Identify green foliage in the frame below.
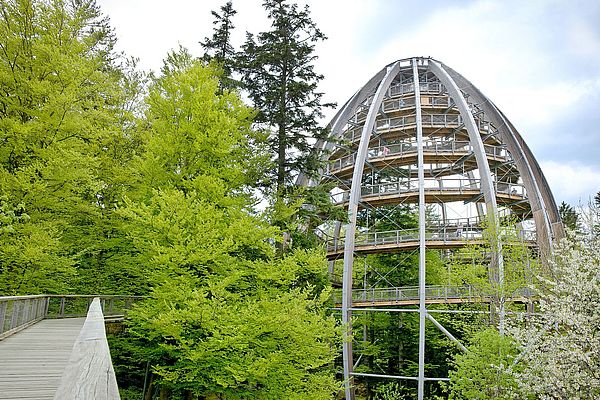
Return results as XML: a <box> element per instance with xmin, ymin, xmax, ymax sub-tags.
<box><xmin>558</xmin><ymin>201</ymin><xmax>578</xmax><ymax>231</ymax></box>
<box><xmin>0</xmin><ymin>0</ymin><xmax>141</xmax><ymax>294</ymax></box>
<box><xmin>442</xmin><ymin>220</ymin><xmax>540</xmax><ymax>298</ymax></box>
<box><xmin>447</xmin><ymin>328</ymin><xmax>530</xmax><ymax>400</ymax></box>
<box><xmin>128</xmin><ymin>264</ymin><xmax>338</xmax><ymax>399</ymax></box>
<box><xmin>0</xmin><ymin>196</ymin><xmax>74</xmax><ymax>294</ymax></box>
<box><xmin>119</xmin><ymin>58</ymin><xmax>340</xmax><ymax>398</ymax></box>
<box><xmin>201</xmin><ymin>0</ymin><xmax>238</xmax><ymax>90</ymax></box>
<box><xmin>239</xmin><ymin>0</ymin><xmax>334</xmax><ymax>198</ymax></box>
<box><xmin>373</xmin><ymin>382</ymin><xmax>408</xmax><ymax>400</ymax></box>
<box><xmin>138</xmin><ymin>50</ymin><xmax>267</xmax><ymax>199</ymax></box>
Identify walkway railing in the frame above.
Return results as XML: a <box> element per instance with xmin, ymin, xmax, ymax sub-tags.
<box><xmin>388</xmin><ymin>81</ymin><xmax>445</xmax><ymax>97</ymax></box>
<box><xmin>332</xmin><ymin>285</ymin><xmax>535</xmax><ymax>305</ymax></box>
<box><xmin>345</xmin><ymin>111</ymin><xmax>497</xmax><ymax>143</ymax></box>
<box><xmin>330</xmin><ymin>179</ymin><xmax>527</xmax><ymax>204</ymax></box>
<box><xmin>325</xmin><ymin>140</ymin><xmax>510</xmax><ymax>176</ymax></box>
<box><xmin>0</xmin><ymin>294</ymin><xmax>143</xmax><ymax>340</ymax></box>
<box><xmin>54</xmin><ymin>297</ymin><xmax>120</xmax><ymax>399</ymax></box>
<box><xmin>325</xmin><ymin>226</ymin><xmax>537</xmax><ymax>254</ymax></box>
<box><xmin>0</xmin><ymin>295</ymin><xmax>48</xmax><ymax>340</ymax></box>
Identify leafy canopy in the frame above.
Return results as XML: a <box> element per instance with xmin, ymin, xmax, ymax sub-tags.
<box><xmin>122</xmin><ymin>56</ymin><xmax>339</xmax><ymax>398</ymax></box>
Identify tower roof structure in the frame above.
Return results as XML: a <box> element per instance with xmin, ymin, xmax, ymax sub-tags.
<box><xmin>309</xmin><ymin>57</ymin><xmax>564</xmax><ymax>399</ymax></box>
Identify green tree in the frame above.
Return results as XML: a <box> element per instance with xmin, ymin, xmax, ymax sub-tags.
<box><xmin>200</xmin><ymin>0</ymin><xmax>238</xmax><ymax>90</ymax></box>
<box><xmin>238</xmin><ymin>0</ymin><xmax>334</xmax><ymax>201</ymax></box>
<box><xmin>447</xmin><ymin>328</ymin><xmax>531</xmax><ymax>400</ymax></box>
<box><xmin>0</xmin><ymin>0</ymin><xmax>138</xmax><ymax>294</ymax></box>
<box><xmin>121</xmin><ymin>57</ymin><xmax>339</xmax><ymax>398</ymax></box>
<box><xmin>558</xmin><ymin>201</ymin><xmax>578</xmax><ymax>231</ymax></box>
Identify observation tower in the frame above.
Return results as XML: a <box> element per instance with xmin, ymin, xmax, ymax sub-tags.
<box><xmin>306</xmin><ymin>58</ymin><xmax>563</xmax><ymax>399</ymax></box>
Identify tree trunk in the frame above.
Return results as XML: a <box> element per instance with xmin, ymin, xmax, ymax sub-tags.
<box><xmin>159</xmin><ymin>387</ymin><xmax>171</xmax><ymax>400</ymax></box>
<box><xmin>144</xmin><ymin>373</ymin><xmax>155</xmax><ymax>400</ymax></box>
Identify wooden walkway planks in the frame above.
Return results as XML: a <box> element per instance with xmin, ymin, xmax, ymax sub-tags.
<box><xmin>0</xmin><ymin>318</ymin><xmax>85</xmax><ymax>400</ymax></box>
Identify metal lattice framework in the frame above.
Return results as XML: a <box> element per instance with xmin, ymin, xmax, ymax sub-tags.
<box><xmin>303</xmin><ymin>57</ymin><xmax>564</xmax><ymax>399</ymax></box>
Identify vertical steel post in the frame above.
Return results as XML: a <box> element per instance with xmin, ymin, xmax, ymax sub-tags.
<box><xmin>59</xmin><ymin>297</ymin><xmax>65</xmax><ymax>318</ymax></box>
<box><xmin>413</xmin><ymin>58</ymin><xmax>427</xmax><ymax>400</ymax></box>
<box><xmin>10</xmin><ymin>300</ymin><xmax>20</xmax><ymax>330</ymax></box>
<box><xmin>0</xmin><ymin>301</ymin><xmax>7</xmax><ymax>334</ymax></box>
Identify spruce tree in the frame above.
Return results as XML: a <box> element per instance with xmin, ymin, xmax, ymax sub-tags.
<box><xmin>200</xmin><ymin>0</ymin><xmax>237</xmax><ymax>90</ymax></box>
<box><xmin>239</xmin><ymin>0</ymin><xmax>333</xmax><ymax>201</ymax></box>
<box><xmin>558</xmin><ymin>201</ymin><xmax>578</xmax><ymax>231</ymax></box>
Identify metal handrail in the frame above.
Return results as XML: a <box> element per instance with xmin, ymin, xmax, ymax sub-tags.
<box><xmin>0</xmin><ymin>295</ymin><xmax>143</xmax><ymax>340</ymax></box>
<box><xmin>326</xmin><ymin>141</ymin><xmax>511</xmax><ymax>176</ymax></box>
<box><xmin>330</xmin><ymin>179</ymin><xmax>527</xmax><ymax>204</ymax></box>
<box><xmin>325</xmin><ymin>226</ymin><xmax>537</xmax><ymax>253</ymax></box>
<box><xmin>343</xmin><ymin>111</ymin><xmax>497</xmax><ymax>143</ymax></box>
<box><xmin>331</xmin><ymin>285</ymin><xmax>535</xmax><ymax>304</ymax></box>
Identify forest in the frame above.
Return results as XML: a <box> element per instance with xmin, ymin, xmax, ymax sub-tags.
<box><xmin>0</xmin><ymin>0</ymin><xmax>598</xmax><ymax>399</ymax></box>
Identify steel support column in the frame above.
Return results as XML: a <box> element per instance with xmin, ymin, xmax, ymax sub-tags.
<box><xmin>412</xmin><ymin>58</ymin><xmax>427</xmax><ymax>400</ymax></box>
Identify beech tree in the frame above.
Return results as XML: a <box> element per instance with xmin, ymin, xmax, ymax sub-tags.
<box><xmin>0</xmin><ymin>0</ymin><xmax>138</xmax><ymax>294</ymax></box>
<box><xmin>447</xmin><ymin>328</ymin><xmax>530</xmax><ymax>400</ymax></box>
<box><xmin>121</xmin><ymin>56</ymin><xmax>339</xmax><ymax>398</ymax></box>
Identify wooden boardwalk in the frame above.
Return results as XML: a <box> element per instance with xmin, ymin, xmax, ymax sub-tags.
<box><xmin>0</xmin><ymin>318</ymin><xmax>85</xmax><ymax>399</ymax></box>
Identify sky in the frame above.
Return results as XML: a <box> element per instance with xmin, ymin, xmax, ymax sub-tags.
<box><xmin>96</xmin><ymin>0</ymin><xmax>600</xmax><ymax>206</ymax></box>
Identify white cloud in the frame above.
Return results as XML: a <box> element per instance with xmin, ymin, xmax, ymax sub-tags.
<box><xmin>96</xmin><ymin>0</ymin><xmax>600</xmax><ymax>205</ymax></box>
<box><xmin>98</xmin><ymin>0</ymin><xmax>268</xmax><ymax>72</ymax></box>
<box><xmin>566</xmin><ymin>16</ymin><xmax>600</xmax><ymax>61</ymax></box>
<box><xmin>540</xmin><ymin>161</ymin><xmax>600</xmax><ymax>205</ymax></box>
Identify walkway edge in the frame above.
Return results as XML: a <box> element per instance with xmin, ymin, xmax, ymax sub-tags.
<box><xmin>54</xmin><ymin>297</ymin><xmax>120</xmax><ymax>400</ymax></box>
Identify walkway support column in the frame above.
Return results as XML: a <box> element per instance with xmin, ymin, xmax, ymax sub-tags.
<box><xmin>412</xmin><ymin>58</ymin><xmax>428</xmax><ymax>400</ymax></box>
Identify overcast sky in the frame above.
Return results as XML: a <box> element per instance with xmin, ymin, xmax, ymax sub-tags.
<box><xmin>97</xmin><ymin>0</ymin><xmax>600</xmax><ymax>206</ymax></box>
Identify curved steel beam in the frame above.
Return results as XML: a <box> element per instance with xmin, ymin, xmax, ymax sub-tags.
<box><xmin>295</xmin><ymin>68</ymin><xmax>387</xmax><ymax>187</ymax></box>
<box><xmin>412</xmin><ymin>58</ymin><xmax>427</xmax><ymax>400</ymax></box>
<box><xmin>341</xmin><ymin>61</ymin><xmax>401</xmax><ymax>400</ymax></box>
<box><xmin>428</xmin><ymin>60</ymin><xmax>506</xmax><ymax>332</ymax></box>
<box><xmin>439</xmin><ymin>62</ymin><xmax>559</xmax><ymax>252</ymax></box>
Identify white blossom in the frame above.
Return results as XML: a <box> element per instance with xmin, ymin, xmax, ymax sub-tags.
<box><xmin>508</xmin><ymin>234</ymin><xmax>600</xmax><ymax>399</ymax></box>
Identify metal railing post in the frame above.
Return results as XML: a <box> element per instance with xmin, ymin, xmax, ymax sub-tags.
<box><xmin>0</xmin><ymin>301</ymin><xmax>7</xmax><ymax>334</ymax></box>
<box><xmin>59</xmin><ymin>297</ymin><xmax>65</xmax><ymax>318</ymax></box>
<box><xmin>10</xmin><ymin>301</ymin><xmax>20</xmax><ymax>330</ymax></box>
<box><xmin>44</xmin><ymin>296</ymin><xmax>50</xmax><ymax>317</ymax></box>
<box><xmin>23</xmin><ymin>299</ymin><xmax>30</xmax><ymax>324</ymax></box>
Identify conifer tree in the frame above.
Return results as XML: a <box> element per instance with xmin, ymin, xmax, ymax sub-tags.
<box><xmin>558</xmin><ymin>201</ymin><xmax>578</xmax><ymax>231</ymax></box>
<box><xmin>201</xmin><ymin>0</ymin><xmax>237</xmax><ymax>89</ymax></box>
<box><xmin>239</xmin><ymin>0</ymin><xmax>333</xmax><ymax>201</ymax></box>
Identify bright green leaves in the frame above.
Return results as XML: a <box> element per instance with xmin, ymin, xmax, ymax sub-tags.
<box><xmin>0</xmin><ymin>194</ymin><xmax>73</xmax><ymax>295</ymax></box>
<box><xmin>127</xmin><ymin>254</ymin><xmax>339</xmax><ymax>399</ymax></box>
<box><xmin>138</xmin><ymin>57</ymin><xmax>263</xmax><ymax>201</ymax></box>
<box><xmin>118</xmin><ymin>58</ymin><xmax>339</xmax><ymax>398</ymax></box>
<box><xmin>122</xmin><ymin>57</ymin><xmax>276</xmax><ymax>289</ymax></box>
<box><xmin>121</xmin><ymin>187</ymin><xmax>276</xmax><ymax>286</ymax></box>
<box><xmin>448</xmin><ymin>328</ymin><xmax>530</xmax><ymax>400</ymax></box>
<box><xmin>0</xmin><ymin>0</ymin><xmax>135</xmax><ymax>295</ymax></box>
